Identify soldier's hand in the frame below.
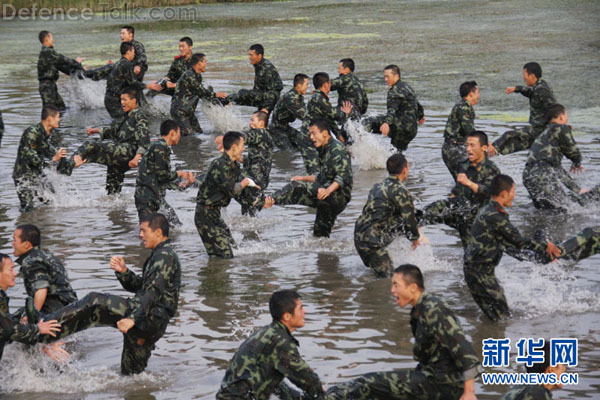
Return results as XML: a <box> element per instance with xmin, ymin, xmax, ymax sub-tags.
<box><xmin>166</xmin><ymin>81</ymin><xmax>176</xmax><ymax>89</ymax></box>
<box><xmin>418</xmin><ymin>117</ymin><xmax>425</xmax><ymax>125</ymax></box>
<box><xmin>87</xmin><ymin>127</ymin><xmax>100</xmax><ymax>135</ymax></box>
<box><xmin>579</xmin><ymin>188</ymin><xmax>590</xmax><ymax>195</ymax></box>
<box><xmin>76</xmin><ymin>57</ymin><xmax>85</xmax><ymax>63</ymax></box>
<box><xmin>487</xmin><ymin>144</ymin><xmax>498</xmax><ymax>157</ymax></box>
<box><xmin>73</xmin><ymin>155</ymin><xmax>87</xmax><ymax>168</ymax></box>
<box><xmin>37</xmin><ymin>319</ymin><xmax>61</xmax><ymax>336</ymax></box>
<box><xmin>411</xmin><ymin>239</ymin><xmax>421</xmax><ymax>250</ymax></box>
<box><xmin>110</xmin><ymin>256</ymin><xmax>127</xmax><ymax>273</ymax></box>
<box><xmin>571</xmin><ymin>164</ymin><xmax>584</xmax><ymax>173</ymax></box>
<box><xmin>215</xmin><ymin>92</ymin><xmax>228</xmax><ymax>98</ymax></box>
<box><xmin>317</xmin><ymin>187</ymin><xmax>332</xmax><ymax>200</ymax></box>
<box><xmin>117</xmin><ymin>318</ymin><xmax>135</xmax><ymax>333</ymax></box>
<box><xmin>380</xmin><ymin>123</ymin><xmax>390</xmax><ymax>136</ymax></box>
<box><xmin>341</xmin><ymin>100</ymin><xmax>353</xmax><ymax>115</ymax></box>
<box><xmin>505</xmin><ymin>86</ymin><xmax>516</xmax><ymax>95</ymax></box>
<box><xmin>263</xmin><ymin>196</ymin><xmax>275</xmax><ymax>209</ymax></box>
<box><xmin>456</xmin><ymin>173</ymin><xmax>474</xmax><ymax>190</ymax></box>
<box><xmin>146</xmin><ymin>82</ymin><xmax>162</xmax><ymax>91</ymax></box>
<box><xmin>134</xmin><ymin>66</ymin><xmax>141</xmax><ymax>75</ymax></box>
<box><xmin>546</xmin><ymin>240</ymin><xmax>561</xmax><ymax>260</ymax></box>
<box><xmin>128</xmin><ymin>154</ymin><xmax>142</xmax><ymax>168</ymax></box>
<box><xmin>459</xmin><ymin>392</ymin><xmax>477</xmax><ymax>400</ymax></box>
<box><xmin>215</xmin><ymin>135</ymin><xmax>224</xmax><ymax>152</ymax></box>
<box><xmin>43</xmin><ymin>342</ymin><xmax>70</xmax><ymax>363</ymax></box>
<box><xmin>53</xmin><ymin>148</ymin><xmax>67</xmax><ymax>162</ymax></box>
<box><xmin>107</xmin><ymin>59</ymin><xmax>114</xmax><ymax>64</ymax></box>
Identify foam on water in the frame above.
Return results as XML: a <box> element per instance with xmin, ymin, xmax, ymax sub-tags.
<box><xmin>388</xmin><ymin>237</ymin><xmax>452</xmax><ymax>273</ymax></box>
<box><xmin>234</xmin><ymin>234</ymin><xmax>355</xmax><ymax>256</ymax></box>
<box><xmin>201</xmin><ymin>103</ymin><xmax>246</xmax><ymax>133</ymax></box>
<box><xmin>63</xmin><ymin>76</ymin><xmax>106</xmax><ymax>110</ymax></box>
<box><xmin>346</xmin><ymin>120</ymin><xmax>395</xmax><ymax>170</ymax></box>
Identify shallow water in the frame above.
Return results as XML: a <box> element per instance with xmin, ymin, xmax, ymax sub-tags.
<box><xmin>0</xmin><ymin>0</ymin><xmax>599</xmax><ymax>398</ymax></box>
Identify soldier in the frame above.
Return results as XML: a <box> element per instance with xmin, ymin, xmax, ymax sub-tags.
<box><xmin>12</xmin><ymin>106</ymin><xmax>84</xmax><ymax>212</ymax></box>
<box><xmin>217</xmin><ymin>290</ymin><xmax>325</xmax><ymax>399</ymax></box>
<box><xmin>37</xmin><ymin>30</ymin><xmax>84</xmax><ymax>110</ymax></box>
<box><xmin>227</xmin><ymin>44</ymin><xmax>283</xmax><ymax>113</ymax></box>
<box><xmin>464</xmin><ymin>174</ymin><xmax>561</xmax><ymax>321</ymax></box>
<box><xmin>0</xmin><ymin>253</ymin><xmax>62</xmax><ymax>361</ymax></box>
<box><xmin>489</xmin><ymin>62</ymin><xmax>557</xmax><ymax>156</ymax></box>
<box><xmin>32</xmin><ymin>213</ymin><xmax>181</xmax><ymax>375</ymax></box>
<box><xmin>269</xmin><ymin>73</ymin><xmax>309</xmax><ymax>150</ymax></box>
<box><xmin>421</xmin><ymin>131</ymin><xmax>500</xmax><ymax>249</ymax></box>
<box><xmin>500</xmin><ymin>342</ymin><xmax>566</xmax><ymax>400</ymax></box>
<box><xmin>170</xmin><ymin>53</ymin><xmax>228</xmax><ymax>136</ymax></box>
<box><xmin>326</xmin><ymin>264</ymin><xmax>481</xmax><ymax>400</ymax></box>
<box><xmin>149</xmin><ymin>36</ymin><xmax>193</xmax><ymax>98</ymax></box>
<box><xmin>69</xmin><ymin>87</ymin><xmax>149</xmax><ymax>194</ymax></box>
<box><xmin>264</xmin><ymin>119</ymin><xmax>353</xmax><ymax>238</ymax></box>
<box><xmin>364</xmin><ymin>64</ymin><xmax>425</xmax><ymax>152</ymax></box>
<box><xmin>134</xmin><ymin>120</ymin><xmax>196</xmax><ymax>225</ymax></box>
<box><xmin>442</xmin><ymin>81</ymin><xmax>479</xmax><ymax>179</ymax></box>
<box><xmin>12</xmin><ymin>224</ymin><xmax>77</xmax><ymax>314</ymax></box>
<box><xmin>330</xmin><ymin>58</ymin><xmax>369</xmax><ymax>119</ymax></box>
<box><xmin>522</xmin><ymin>104</ymin><xmax>600</xmax><ymax>210</ymax></box>
<box><xmin>354</xmin><ymin>154</ymin><xmax>422</xmax><ymax>278</ymax></box>
<box><xmin>104</xmin><ymin>42</ymin><xmax>160</xmax><ymax>119</ymax></box>
<box><xmin>120</xmin><ymin>25</ymin><xmax>147</xmax><ymax>81</ymax></box>
<box><xmin>194</xmin><ymin>131</ymin><xmax>256</xmax><ymax>258</ymax></box>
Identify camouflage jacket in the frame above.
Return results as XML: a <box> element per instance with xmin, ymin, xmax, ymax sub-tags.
<box><xmin>271</xmin><ymin>88</ymin><xmax>306</xmax><ymax>127</ymax></box>
<box><xmin>101</xmin><ymin>107</ymin><xmax>150</xmax><ymax>156</ymax></box>
<box><xmin>444</xmin><ymin>98</ymin><xmax>475</xmax><ymax>144</ymax></box>
<box><xmin>115</xmin><ymin>239</ymin><xmax>181</xmax><ymax>330</ymax></box>
<box><xmin>106</xmin><ymin>57</ymin><xmax>146</xmax><ymax>95</ymax></box>
<box><xmin>330</xmin><ymin>73</ymin><xmax>369</xmax><ymax>115</ymax></box>
<box><xmin>135</xmin><ymin>138</ymin><xmax>179</xmax><ymax>208</ymax></box>
<box><xmin>0</xmin><ymin>290</ymin><xmax>40</xmax><ymax>360</ymax></box>
<box><xmin>451</xmin><ymin>157</ymin><xmax>501</xmax><ymax>206</ymax></box>
<box><xmin>355</xmin><ymin>176</ymin><xmax>420</xmax><ymax>246</ymax></box>
<box><xmin>165</xmin><ymin>55</ymin><xmax>191</xmax><ymax>87</ymax></box>
<box><xmin>526</xmin><ymin>123</ymin><xmax>582</xmax><ymax>168</ymax></box>
<box><xmin>245</xmin><ymin>128</ymin><xmax>273</xmax><ymax>164</ymax></box>
<box><xmin>411</xmin><ymin>292</ymin><xmax>482</xmax><ymax>384</ymax></box>
<box><xmin>316</xmin><ymin>137</ymin><xmax>353</xmax><ymax>199</ymax></box>
<box><xmin>37</xmin><ymin>45</ymin><xmax>82</xmax><ymax>81</ymax></box>
<box><xmin>196</xmin><ymin>152</ymin><xmax>246</xmax><ymax>208</ymax></box>
<box><xmin>125</xmin><ymin>39</ymin><xmax>148</xmax><ymax>75</ymax></box>
<box><xmin>253</xmin><ymin>58</ymin><xmax>283</xmax><ymax>93</ymax></box>
<box><xmin>216</xmin><ymin>320</ymin><xmax>324</xmax><ymax>400</ymax></box>
<box><xmin>465</xmin><ymin>200</ymin><xmax>547</xmax><ymax>266</ymax></box>
<box><xmin>172</xmin><ymin>68</ymin><xmax>219</xmax><ymax>111</ymax></box>
<box><xmin>515</xmin><ymin>77</ymin><xmax>556</xmax><ymax>131</ymax></box>
<box><xmin>303</xmin><ymin>90</ymin><xmax>347</xmax><ymax>131</ymax></box>
<box><xmin>386</xmin><ymin>80</ymin><xmax>424</xmax><ymax>127</ymax></box>
<box><xmin>500</xmin><ymin>385</ymin><xmax>553</xmax><ymax>400</ymax></box>
<box><xmin>12</xmin><ymin>122</ymin><xmax>68</xmax><ymax>180</ymax></box>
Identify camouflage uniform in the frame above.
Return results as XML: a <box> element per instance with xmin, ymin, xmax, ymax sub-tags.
<box><xmin>82</xmin><ymin>63</ymin><xmax>115</xmax><ymax>81</ymax></box>
<box><xmin>421</xmin><ymin>157</ymin><xmax>500</xmax><ymax>249</ymax></box>
<box><xmin>69</xmin><ymin>107</ymin><xmax>149</xmax><ymax>194</ymax></box>
<box><xmin>354</xmin><ymin>176</ymin><xmax>420</xmax><ymax>278</ymax></box>
<box><xmin>272</xmin><ymin>138</ymin><xmax>352</xmax><ymax>237</ymax></box>
<box><xmin>500</xmin><ymin>385</ymin><xmax>552</xmax><ymax>400</ymax></box>
<box><xmin>442</xmin><ymin>98</ymin><xmax>475</xmax><ymax>179</ymax></box>
<box><xmin>364</xmin><ymin>80</ymin><xmax>424</xmax><ymax>152</ymax></box>
<box><xmin>237</xmin><ymin>128</ymin><xmax>274</xmax><ymax>216</ymax></box>
<box><xmin>217</xmin><ymin>320</ymin><xmax>324</xmax><ymax>400</ymax></box>
<box><xmin>104</xmin><ymin>57</ymin><xmax>147</xmax><ymax>119</ymax></box>
<box><xmin>558</xmin><ymin>226</ymin><xmax>600</xmax><ymax>262</ymax></box>
<box><xmin>0</xmin><ymin>290</ymin><xmax>41</xmax><ymax>360</ymax></box>
<box><xmin>330</xmin><ymin>72</ymin><xmax>369</xmax><ymax>119</ymax></box>
<box><xmin>464</xmin><ymin>200</ymin><xmax>548</xmax><ymax>321</ymax></box>
<box><xmin>170</xmin><ymin>68</ymin><xmax>221</xmax><ymax>136</ymax></box>
<box><xmin>12</xmin><ymin>123</ymin><xmax>70</xmax><ymax>212</ymax></box>
<box><xmin>194</xmin><ymin>152</ymin><xmax>247</xmax><ymax>258</ymax></box>
<box><xmin>326</xmin><ymin>292</ymin><xmax>482</xmax><ymax>400</ymax></box>
<box><xmin>523</xmin><ymin>123</ymin><xmax>600</xmax><ymax>210</ymax></box>
<box><xmin>41</xmin><ymin>239</ymin><xmax>181</xmax><ymax>375</ymax></box>
<box><xmin>15</xmin><ymin>247</ymin><xmax>78</xmax><ymax>314</ymax></box>
<box><xmin>124</xmin><ymin>39</ymin><xmax>148</xmax><ymax>81</ymax></box>
<box><xmin>269</xmin><ymin>88</ymin><xmax>306</xmax><ymax>150</ymax></box>
<box><xmin>148</xmin><ymin>55</ymin><xmax>191</xmax><ymax>97</ymax></box>
<box><xmin>135</xmin><ymin>138</ymin><xmax>183</xmax><ymax>226</ymax></box>
<box><xmin>229</xmin><ymin>58</ymin><xmax>283</xmax><ymax>112</ymax></box>
<box><xmin>493</xmin><ymin>78</ymin><xmax>556</xmax><ymax>155</ymax></box>
<box><xmin>38</xmin><ymin>45</ymin><xmax>83</xmax><ymax>110</ymax></box>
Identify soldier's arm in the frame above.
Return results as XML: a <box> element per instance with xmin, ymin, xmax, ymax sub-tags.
<box><xmin>134</xmin><ymin>114</ymin><xmax>151</xmax><ymax>155</ymax></box>
<box><xmin>152</xmin><ymin>148</ymin><xmax>179</xmax><ymax>185</ymax></box>
<box><xmin>212</xmin><ymin>162</ymin><xmax>245</xmax><ymax>197</ymax></box>
<box><xmin>115</xmin><ymin>268</ymin><xmax>143</xmax><ymax>293</ymax></box>
<box><xmin>289</xmin><ymin>95</ymin><xmax>306</xmax><ymax>120</ymax></box>
<box><xmin>477</xmin><ymin>164</ymin><xmax>501</xmax><ymax>198</ymax></box>
<box><xmin>0</xmin><ymin>310</ymin><xmax>40</xmax><ymax>345</ymax></box>
<box><xmin>514</xmin><ymin>85</ymin><xmax>533</xmax><ymax>98</ymax></box>
<box><xmin>124</xmin><ymin>61</ymin><xmax>148</xmax><ymax>91</ymax></box>
<box><xmin>416</xmin><ymin>99</ymin><xmax>425</xmax><ymax>121</ymax></box>
<box><xmin>330</xmin><ymin>76</ymin><xmax>341</xmax><ymax>92</ymax></box>
<box><xmin>133</xmin><ymin>42</ymin><xmax>148</xmax><ymax>73</ymax></box>
<box><xmin>459</xmin><ymin>103</ymin><xmax>475</xmax><ymax>136</ymax></box>
<box><xmin>56</xmin><ymin>51</ymin><xmax>83</xmax><ymax>75</ymax></box>
<box><xmin>559</xmin><ymin>126</ymin><xmax>582</xmax><ymax>167</ymax></box>
<box><xmin>330</xmin><ymin>147</ymin><xmax>352</xmax><ymax>191</ymax></box>
<box><xmin>100</xmin><ymin>120</ymin><xmax>118</xmax><ymax>140</ymax></box>
<box><xmin>273</xmin><ymin>340</ymin><xmax>324</xmax><ymax>399</ymax></box>
<box><xmin>495</xmin><ymin>214</ymin><xmax>546</xmax><ymax>253</ymax></box>
<box><xmin>191</xmin><ymin>78</ymin><xmax>217</xmax><ymax>102</ymax></box>
<box><xmin>394</xmin><ymin>188</ymin><xmax>420</xmax><ymax>242</ymax></box>
<box><xmin>537</xmin><ymin>86</ymin><xmax>556</xmax><ymax>111</ymax></box>
<box><xmin>165</xmin><ymin>59</ymin><xmax>180</xmax><ymax>83</ymax></box>
<box><xmin>385</xmin><ymin>90</ymin><xmax>403</xmax><ymax>125</ymax></box>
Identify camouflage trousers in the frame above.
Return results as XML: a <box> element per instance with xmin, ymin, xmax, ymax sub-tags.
<box><xmin>297</xmin><ymin>128</ymin><xmax>320</xmax><ymax>175</ymax></box>
<box><xmin>41</xmin><ymin>292</ymin><xmax>168</xmax><ymax>375</ymax></box>
<box><xmin>463</xmin><ymin>263</ymin><xmax>510</xmax><ymax>322</ymax></box>
<box><xmin>272</xmin><ymin>181</ymin><xmax>350</xmax><ymax>237</ymax></box>
<box><xmin>39</xmin><ymin>79</ymin><xmax>66</xmax><ymax>110</ymax></box>
<box><xmin>14</xmin><ymin>175</ymin><xmax>55</xmax><ymax>212</ymax></box>
<box><xmin>492</xmin><ymin>125</ymin><xmax>543</xmax><ymax>155</ymax></box>
<box><xmin>104</xmin><ymin>91</ymin><xmax>125</xmax><ymax>119</ymax></box>
<box><xmin>325</xmin><ymin>369</ymin><xmax>463</xmax><ymax>400</ymax></box>
<box><xmin>194</xmin><ymin>205</ymin><xmax>235</xmax><ymax>258</ymax></box>
<box><xmin>441</xmin><ymin>141</ymin><xmax>467</xmax><ymax>181</ymax></box>
<box><xmin>354</xmin><ymin>239</ymin><xmax>394</xmax><ymax>278</ymax></box>
<box><xmin>170</xmin><ymin>104</ymin><xmax>203</xmax><ymax>136</ymax></box>
<box><xmin>523</xmin><ymin>163</ymin><xmax>600</xmax><ymax>211</ymax></box>
<box><xmin>135</xmin><ymin>197</ymin><xmax>181</xmax><ymax>226</ymax></box>
<box><xmin>229</xmin><ymin>89</ymin><xmax>280</xmax><ymax>113</ymax></box>
<box><xmin>421</xmin><ymin>197</ymin><xmax>477</xmax><ymax>249</ymax></box>
<box><xmin>363</xmin><ymin>115</ymin><xmax>418</xmax><ymax>152</ymax></box>
<box><xmin>559</xmin><ymin>227</ymin><xmax>600</xmax><ymax>261</ymax></box>
<box><xmin>235</xmin><ymin>159</ymin><xmax>271</xmax><ymax>217</ymax></box>
<box><xmin>269</xmin><ymin>123</ymin><xmax>298</xmax><ymax>151</ymax></box>
<box><xmin>74</xmin><ymin>140</ymin><xmax>134</xmax><ymax>194</ymax></box>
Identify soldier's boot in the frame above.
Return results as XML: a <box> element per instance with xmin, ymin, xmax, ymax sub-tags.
<box><xmin>106</xmin><ymin>166</ymin><xmax>126</xmax><ymax>195</ymax></box>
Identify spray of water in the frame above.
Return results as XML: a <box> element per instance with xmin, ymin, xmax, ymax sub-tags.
<box><xmin>345</xmin><ymin>120</ymin><xmax>395</xmax><ymax>170</ymax></box>
<box><xmin>63</xmin><ymin>75</ymin><xmax>106</xmax><ymax>110</ymax></box>
<box><xmin>201</xmin><ymin>103</ymin><xmax>246</xmax><ymax>133</ymax></box>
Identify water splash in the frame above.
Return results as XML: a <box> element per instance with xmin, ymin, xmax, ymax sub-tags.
<box><xmin>388</xmin><ymin>237</ymin><xmax>452</xmax><ymax>272</ymax></box>
<box><xmin>346</xmin><ymin>120</ymin><xmax>394</xmax><ymax>170</ymax></box>
<box><xmin>63</xmin><ymin>75</ymin><xmax>106</xmax><ymax>110</ymax></box>
<box><xmin>201</xmin><ymin>103</ymin><xmax>246</xmax><ymax>133</ymax></box>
